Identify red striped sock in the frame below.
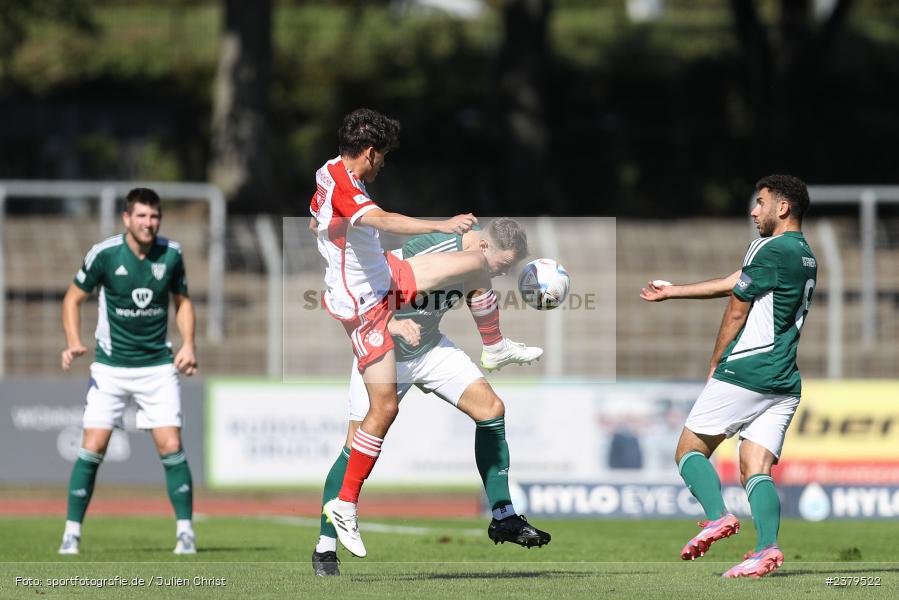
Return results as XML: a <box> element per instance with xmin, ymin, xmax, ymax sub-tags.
<box><xmin>468</xmin><ymin>290</ymin><xmax>502</xmax><ymax>346</ymax></box>
<box><xmin>338</xmin><ymin>429</ymin><xmax>383</xmax><ymax>503</ymax></box>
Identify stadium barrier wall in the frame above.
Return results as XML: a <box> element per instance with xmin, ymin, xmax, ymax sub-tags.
<box><xmin>0</xmin><ymin>379</ymin><xmax>205</xmax><ymax>484</ymax></box>
<box><xmin>206</xmin><ymin>378</ymin><xmax>899</xmax><ymax>520</ymax></box>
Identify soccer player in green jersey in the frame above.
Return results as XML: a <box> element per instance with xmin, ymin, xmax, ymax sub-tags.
<box><xmin>58</xmin><ymin>188</ymin><xmax>199</xmax><ymax>556</ymax></box>
<box><xmin>641</xmin><ymin>174</ymin><xmax>816</xmax><ymax>578</ymax></box>
<box><xmin>312</xmin><ymin>218</ymin><xmax>550</xmax><ymax>576</ymax></box>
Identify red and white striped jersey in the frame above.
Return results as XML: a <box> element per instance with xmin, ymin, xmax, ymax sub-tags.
<box><xmin>310</xmin><ymin>156</ymin><xmax>390</xmax><ymax>319</ymax></box>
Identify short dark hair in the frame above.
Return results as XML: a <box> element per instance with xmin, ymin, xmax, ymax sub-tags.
<box><xmin>338</xmin><ymin>108</ymin><xmax>401</xmax><ymax>158</ymax></box>
<box><xmin>124</xmin><ymin>188</ymin><xmax>161</xmax><ymax>215</ymax></box>
<box><xmin>484</xmin><ymin>217</ymin><xmax>528</xmax><ymax>259</ymax></box>
<box><xmin>755</xmin><ymin>174</ymin><xmax>810</xmax><ymax>222</ymax></box>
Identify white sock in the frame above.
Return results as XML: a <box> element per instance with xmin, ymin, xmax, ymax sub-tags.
<box><xmin>492</xmin><ymin>504</ymin><xmax>516</xmax><ymax>521</ymax></box>
<box><xmin>316</xmin><ymin>535</ymin><xmax>337</xmax><ymax>553</ymax></box>
<box><xmin>176</xmin><ymin>519</ymin><xmax>193</xmax><ymax>536</ymax></box>
<box><xmin>64</xmin><ymin>520</ymin><xmax>82</xmax><ymax>537</ymax></box>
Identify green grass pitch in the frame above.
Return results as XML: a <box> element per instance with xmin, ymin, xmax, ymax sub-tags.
<box><xmin>1</xmin><ymin>517</ymin><xmax>897</xmax><ymax>599</ymax></box>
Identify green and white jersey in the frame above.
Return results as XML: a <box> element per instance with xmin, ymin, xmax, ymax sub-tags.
<box><xmin>713</xmin><ymin>231</ymin><xmax>817</xmax><ymax>396</ymax></box>
<box><xmin>393</xmin><ymin>231</ymin><xmax>469</xmax><ymax>362</ymax></box>
<box><xmin>73</xmin><ymin>234</ymin><xmax>189</xmax><ymax>368</ymax></box>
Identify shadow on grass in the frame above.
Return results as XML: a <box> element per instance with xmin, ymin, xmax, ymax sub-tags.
<box><xmin>349</xmin><ymin>570</ymin><xmax>655</xmax><ymax>582</ymax></box>
<box><xmin>770</xmin><ymin>566</ymin><xmax>899</xmax><ymax>578</ymax></box>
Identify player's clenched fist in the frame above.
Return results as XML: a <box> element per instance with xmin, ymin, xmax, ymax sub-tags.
<box><xmin>174</xmin><ymin>346</ymin><xmax>198</xmax><ymax>376</ymax></box>
<box><xmin>440</xmin><ymin>213</ymin><xmax>478</xmax><ymax>235</ymax></box>
<box><xmin>61</xmin><ymin>344</ymin><xmax>88</xmax><ymax>371</ymax></box>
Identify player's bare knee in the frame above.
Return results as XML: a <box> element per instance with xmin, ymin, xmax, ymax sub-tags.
<box><xmin>157</xmin><ymin>439</ymin><xmax>182</xmax><ymax>456</ymax></box>
<box><xmin>369</xmin><ymin>397</ymin><xmax>399</xmax><ymax>425</ymax></box>
<box><xmin>82</xmin><ymin>430</ymin><xmax>112</xmax><ymax>455</ymax></box>
<box><xmin>82</xmin><ymin>440</ymin><xmax>108</xmax><ymax>456</ymax></box>
<box><xmin>486</xmin><ymin>395</ymin><xmax>505</xmax><ymax>419</ymax></box>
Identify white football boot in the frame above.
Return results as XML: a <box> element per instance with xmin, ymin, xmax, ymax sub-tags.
<box><xmin>323</xmin><ymin>498</ymin><xmax>367</xmax><ymax>558</ymax></box>
<box><xmin>58</xmin><ymin>534</ymin><xmax>80</xmax><ymax>555</ymax></box>
<box><xmin>480</xmin><ymin>338</ymin><xmax>543</xmax><ymax>372</ymax></box>
<box><xmin>173</xmin><ymin>531</ymin><xmax>197</xmax><ymax>555</ymax></box>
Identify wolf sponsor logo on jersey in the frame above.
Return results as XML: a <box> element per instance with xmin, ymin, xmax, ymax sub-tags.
<box><xmin>132</xmin><ymin>288</ymin><xmax>154</xmax><ymax>308</ymax></box>
<box><xmin>151</xmin><ymin>263</ymin><xmax>167</xmax><ymax>280</ymax></box>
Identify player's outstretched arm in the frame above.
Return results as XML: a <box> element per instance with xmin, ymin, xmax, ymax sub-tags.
<box><xmin>61</xmin><ymin>284</ymin><xmax>90</xmax><ymax>371</ymax></box>
<box><xmin>173</xmin><ymin>293</ymin><xmax>198</xmax><ymax>376</ymax></box>
<box><xmin>358</xmin><ymin>207</ymin><xmax>477</xmax><ymax>236</ymax></box>
<box><xmin>705</xmin><ymin>294</ymin><xmax>751</xmax><ymax>380</ymax></box>
<box><xmin>640</xmin><ymin>269</ymin><xmax>741</xmax><ymax>301</ymax></box>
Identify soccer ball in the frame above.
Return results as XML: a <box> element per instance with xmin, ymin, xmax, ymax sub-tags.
<box><xmin>518</xmin><ymin>258</ymin><xmax>570</xmax><ymax>310</ymax></box>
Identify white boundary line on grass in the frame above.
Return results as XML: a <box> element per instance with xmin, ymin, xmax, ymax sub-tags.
<box><xmin>262</xmin><ymin>515</ymin><xmax>484</xmax><ymax>537</ymax></box>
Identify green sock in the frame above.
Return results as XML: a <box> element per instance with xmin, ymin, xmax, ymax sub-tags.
<box><xmin>678</xmin><ymin>451</ymin><xmax>727</xmax><ymax>520</ymax></box>
<box><xmin>161</xmin><ymin>451</ymin><xmax>193</xmax><ymax>520</ymax></box>
<box><xmin>320</xmin><ymin>447</ymin><xmax>350</xmax><ymax>538</ymax></box>
<box><xmin>475</xmin><ymin>417</ymin><xmax>514</xmax><ymax>518</ymax></box>
<box><xmin>745</xmin><ymin>474</ymin><xmax>780</xmax><ymax>552</ymax></box>
<box><xmin>66</xmin><ymin>448</ymin><xmax>103</xmax><ymax>522</ymax></box>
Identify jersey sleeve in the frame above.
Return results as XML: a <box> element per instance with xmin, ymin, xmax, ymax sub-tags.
<box><xmin>171</xmin><ymin>253</ymin><xmax>189</xmax><ymax>297</ymax></box>
<box><xmin>331</xmin><ymin>185</ymin><xmax>379</xmax><ymax>226</ymax></box>
<box><xmin>733</xmin><ymin>243</ymin><xmax>778</xmax><ymax>301</ymax></box>
<box><xmin>73</xmin><ymin>248</ymin><xmax>104</xmax><ymax>292</ymax></box>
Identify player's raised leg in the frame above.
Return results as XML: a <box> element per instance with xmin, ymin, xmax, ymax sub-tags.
<box><xmin>457</xmin><ymin>379</ymin><xmax>551</xmax><ymax>548</ymax></box>
<box><xmin>59</xmin><ymin>428</ymin><xmax>112</xmax><ymax>555</ymax></box>
<box><xmin>675</xmin><ymin>428</ymin><xmax>739</xmax><ymax>560</ymax></box>
<box><xmin>151</xmin><ymin>426</ymin><xmax>196</xmax><ymax>555</ymax></box>
<box><xmin>404</xmin><ymin>250</ymin><xmax>488</xmax><ymax>294</ymax></box>
<box><xmin>466</xmin><ymin>286</ymin><xmax>543</xmax><ymax>371</ymax></box>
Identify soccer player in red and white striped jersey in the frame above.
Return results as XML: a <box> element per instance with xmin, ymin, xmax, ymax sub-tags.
<box><xmin>310</xmin><ymin>108</ymin><xmax>492</xmax><ymax>556</ymax></box>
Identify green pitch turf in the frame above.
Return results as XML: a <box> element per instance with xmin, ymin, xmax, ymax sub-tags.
<box><xmin>0</xmin><ymin>517</ymin><xmax>896</xmax><ymax>599</ymax></box>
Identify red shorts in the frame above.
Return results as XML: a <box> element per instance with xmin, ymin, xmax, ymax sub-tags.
<box><xmin>338</xmin><ymin>252</ymin><xmax>418</xmax><ymax>374</ymax></box>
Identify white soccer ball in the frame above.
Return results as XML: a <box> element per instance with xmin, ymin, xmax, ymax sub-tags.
<box><xmin>518</xmin><ymin>258</ymin><xmax>570</xmax><ymax>310</ymax></box>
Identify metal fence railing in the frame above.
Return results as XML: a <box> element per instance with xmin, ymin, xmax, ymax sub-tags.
<box><xmin>2</xmin><ymin>197</ymin><xmax>897</xmax><ymax>379</ymax></box>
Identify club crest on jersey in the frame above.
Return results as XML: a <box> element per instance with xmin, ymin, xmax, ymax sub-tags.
<box><xmin>132</xmin><ymin>288</ymin><xmax>154</xmax><ymax>308</ymax></box>
<box><xmin>151</xmin><ymin>263</ymin><xmax>167</xmax><ymax>280</ymax></box>
<box><xmin>365</xmin><ymin>329</ymin><xmax>385</xmax><ymax>348</ymax></box>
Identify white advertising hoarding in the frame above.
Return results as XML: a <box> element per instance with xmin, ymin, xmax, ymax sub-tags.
<box><xmin>206</xmin><ymin>379</ymin><xmax>704</xmax><ymax>487</ymax></box>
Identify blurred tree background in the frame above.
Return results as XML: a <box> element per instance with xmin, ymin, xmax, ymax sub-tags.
<box><xmin>1</xmin><ymin>0</ymin><xmax>898</xmax><ymax>216</ymax></box>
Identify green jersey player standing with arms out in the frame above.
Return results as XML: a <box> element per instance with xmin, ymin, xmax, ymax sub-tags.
<box><xmin>58</xmin><ymin>187</ymin><xmax>199</xmax><ymax>556</ymax></box>
<box><xmin>641</xmin><ymin>174</ymin><xmax>817</xmax><ymax>578</ymax></box>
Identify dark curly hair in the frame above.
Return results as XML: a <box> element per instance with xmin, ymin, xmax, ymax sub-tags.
<box><xmin>755</xmin><ymin>174</ymin><xmax>810</xmax><ymax>223</ymax></box>
<box><xmin>338</xmin><ymin>108</ymin><xmax>401</xmax><ymax>158</ymax></box>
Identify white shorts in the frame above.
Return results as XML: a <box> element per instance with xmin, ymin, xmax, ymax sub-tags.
<box><xmin>348</xmin><ymin>335</ymin><xmax>484</xmax><ymax>421</ymax></box>
<box><xmin>83</xmin><ymin>362</ymin><xmax>182</xmax><ymax>430</ymax></box>
<box><xmin>685</xmin><ymin>378</ymin><xmax>799</xmax><ymax>459</ymax></box>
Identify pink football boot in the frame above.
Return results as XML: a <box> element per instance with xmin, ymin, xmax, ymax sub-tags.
<box><xmin>680</xmin><ymin>514</ymin><xmax>740</xmax><ymax>560</ymax></box>
<box><xmin>722</xmin><ymin>546</ymin><xmax>785</xmax><ymax>578</ymax></box>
